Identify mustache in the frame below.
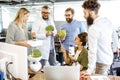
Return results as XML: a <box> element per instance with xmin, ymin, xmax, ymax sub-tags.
<box><xmin>42</xmin><ymin>16</ymin><xmax>49</xmax><ymax>20</ymax></box>
<box><xmin>66</xmin><ymin>18</ymin><xmax>73</xmax><ymax>23</ymax></box>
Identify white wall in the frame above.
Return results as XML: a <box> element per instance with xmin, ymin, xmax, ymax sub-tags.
<box><xmin>1</xmin><ymin>0</ymin><xmax>120</xmax><ymax>29</ymax></box>
<box><xmin>54</xmin><ymin>2</ymin><xmax>84</xmax><ymax>21</ymax></box>
<box><xmin>54</xmin><ymin>1</ymin><xmax>120</xmax><ymax>28</ymax></box>
<box><xmin>99</xmin><ymin>0</ymin><xmax>120</xmax><ymax>29</ymax></box>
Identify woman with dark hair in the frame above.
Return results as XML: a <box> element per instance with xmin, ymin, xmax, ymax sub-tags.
<box><xmin>61</xmin><ymin>32</ymin><xmax>88</xmax><ymax>71</ymax></box>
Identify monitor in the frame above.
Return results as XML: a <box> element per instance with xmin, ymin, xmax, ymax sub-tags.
<box><xmin>0</xmin><ymin>42</ymin><xmax>28</xmax><ymax>80</ymax></box>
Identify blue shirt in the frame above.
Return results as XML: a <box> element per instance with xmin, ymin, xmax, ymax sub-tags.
<box><xmin>61</xmin><ymin>20</ymin><xmax>86</xmax><ymax>54</ymax></box>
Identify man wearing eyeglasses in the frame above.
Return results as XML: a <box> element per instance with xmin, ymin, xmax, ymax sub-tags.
<box><xmin>31</xmin><ymin>5</ymin><xmax>58</xmax><ymax>69</ymax></box>
<box><xmin>60</xmin><ymin>7</ymin><xmax>86</xmax><ymax>55</ymax></box>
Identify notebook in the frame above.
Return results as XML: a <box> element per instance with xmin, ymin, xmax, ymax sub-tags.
<box><xmin>44</xmin><ymin>66</ymin><xmax>80</xmax><ymax>80</ymax></box>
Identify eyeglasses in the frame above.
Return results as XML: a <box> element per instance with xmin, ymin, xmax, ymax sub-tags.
<box><xmin>64</xmin><ymin>14</ymin><xmax>72</xmax><ymax>17</ymax></box>
<box><xmin>42</xmin><ymin>12</ymin><xmax>50</xmax><ymax>14</ymax></box>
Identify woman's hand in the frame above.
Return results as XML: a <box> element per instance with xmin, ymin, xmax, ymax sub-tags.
<box><xmin>80</xmin><ymin>70</ymin><xmax>91</xmax><ymax>77</ymax></box>
<box><xmin>22</xmin><ymin>41</ymin><xmax>31</xmax><ymax>47</ymax></box>
<box><xmin>15</xmin><ymin>41</ymin><xmax>31</xmax><ymax>47</ymax></box>
<box><xmin>61</xmin><ymin>45</ymin><xmax>66</xmax><ymax>53</ymax></box>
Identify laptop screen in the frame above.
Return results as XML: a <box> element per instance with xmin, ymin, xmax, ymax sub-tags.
<box><xmin>44</xmin><ymin>66</ymin><xmax>80</xmax><ymax>80</ymax></box>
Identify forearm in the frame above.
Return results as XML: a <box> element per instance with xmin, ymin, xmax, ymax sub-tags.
<box><xmin>15</xmin><ymin>41</ymin><xmax>30</xmax><ymax>47</ymax></box>
<box><xmin>63</xmin><ymin>50</ymin><xmax>72</xmax><ymax>64</ymax></box>
<box><xmin>80</xmin><ymin>64</ymin><xmax>83</xmax><ymax>70</ymax></box>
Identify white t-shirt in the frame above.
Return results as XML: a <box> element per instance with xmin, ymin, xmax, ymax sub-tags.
<box><xmin>74</xmin><ymin>50</ymin><xmax>81</xmax><ymax>60</ymax></box>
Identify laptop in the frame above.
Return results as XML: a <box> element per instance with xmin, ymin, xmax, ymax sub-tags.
<box><xmin>44</xmin><ymin>66</ymin><xmax>80</xmax><ymax>80</ymax></box>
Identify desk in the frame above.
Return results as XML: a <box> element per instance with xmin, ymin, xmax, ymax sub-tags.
<box><xmin>28</xmin><ymin>71</ymin><xmax>45</xmax><ymax>80</ymax></box>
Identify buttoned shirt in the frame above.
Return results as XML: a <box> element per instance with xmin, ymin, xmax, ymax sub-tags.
<box><xmin>61</xmin><ymin>20</ymin><xmax>86</xmax><ymax>54</ymax></box>
<box><xmin>87</xmin><ymin>17</ymin><xmax>118</xmax><ymax>74</ymax></box>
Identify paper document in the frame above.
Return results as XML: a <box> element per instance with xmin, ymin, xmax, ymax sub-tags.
<box><xmin>27</xmin><ymin>40</ymin><xmax>43</xmax><ymax>47</ymax></box>
<box><xmin>69</xmin><ymin>46</ymin><xmax>74</xmax><ymax>55</ymax></box>
<box><xmin>90</xmin><ymin>76</ymin><xmax>110</xmax><ymax>80</ymax></box>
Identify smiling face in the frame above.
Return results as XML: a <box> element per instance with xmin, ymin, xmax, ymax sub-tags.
<box><xmin>74</xmin><ymin>36</ymin><xmax>82</xmax><ymax>46</ymax></box>
<box><xmin>41</xmin><ymin>8</ymin><xmax>50</xmax><ymax>20</ymax></box>
<box><xmin>74</xmin><ymin>32</ymin><xmax>88</xmax><ymax>47</ymax></box>
<box><xmin>65</xmin><ymin>11</ymin><xmax>74</xmax><ymax>23</ymax></box>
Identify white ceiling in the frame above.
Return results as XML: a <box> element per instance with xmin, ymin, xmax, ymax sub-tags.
<box><xmin>0</xmin><ymin>0</ymin><xmax>113</xmax><ymax>5</ymax></box>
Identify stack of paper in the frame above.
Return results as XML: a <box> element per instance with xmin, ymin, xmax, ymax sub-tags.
<box><xmin>27</xmin><ymin>40</ymin><xmax>43</xmax><ymax>47</ymax></box>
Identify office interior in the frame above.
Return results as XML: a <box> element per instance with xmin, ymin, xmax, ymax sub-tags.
<box><xmin>0</xmin><ymin>0</ymin><xmax>120</xmax><ymax>80</ymax></box>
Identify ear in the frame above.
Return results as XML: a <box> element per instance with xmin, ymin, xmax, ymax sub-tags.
<box><xmin>72</xmin><ymin>14</ymin><xmax>74</xmax><ymax>17</ymax></box>
<box><xmin>79</xmin><ymin>42</ymin><xmax>83</xmax><ymax>46</ymax></box>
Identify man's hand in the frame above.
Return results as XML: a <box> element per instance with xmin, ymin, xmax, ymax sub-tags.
<box><xmin>46</xmin><ymin>31</ymin><xmax>53</xmax><ymax>37</ymax></box>
<box><xmin>60</xmin><ymin>36</ymin><xmax>66</xmax><ymax>41</ymax></box>
<box><xmin>31</xmin><ymin>32</ymin><xmax>36</xmax><ymax>39</ymax></box>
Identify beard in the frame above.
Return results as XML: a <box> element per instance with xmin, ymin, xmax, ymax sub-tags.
<box><xmin>42</xmin><ymin>16</ymin><xmax>49</xmax><ymax>20</ymax></box>
<box><xmin>66</xmin><ymin>18</ymin><xmax>73</xmax><ymax>23</ymax></box>
<box><xmin>87</xmin><ymin>15</ymin><xmax>94</xmax><ymax>26</ymax></box>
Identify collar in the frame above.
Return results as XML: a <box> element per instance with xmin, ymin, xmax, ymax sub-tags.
<box><xmin>67</xmin><ymin>19</ymin><xmax>75</xmax><ymax>24</ymax></box>
<box><xmin>93</xmin><ymin>16</ymin><xmax>101</xmax><ymax>24</ymax></box>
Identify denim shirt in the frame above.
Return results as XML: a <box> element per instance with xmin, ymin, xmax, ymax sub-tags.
<box><xmin>61</xmin><ymin>20</ymin><xmax>86</xmax><ymax>54</ymax></box>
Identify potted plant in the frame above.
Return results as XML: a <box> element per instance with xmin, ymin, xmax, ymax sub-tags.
<box><xmin>28</xmin><ymin>48</ymin><xmax>42</xmax><ymax>72</ymax></box>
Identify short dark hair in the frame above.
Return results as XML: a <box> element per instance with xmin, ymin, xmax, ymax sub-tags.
<box><xmin>65</xmin><ymin>7</ymin><xmax>74</xmax><ymax>15</ymax></box>
<box><xmin>78</xmin><ymin>32</ymin><xmax>88</xmax><ymax>46</ymax></box>
<box><xmin>42</xmin><ymin>5</ymin><xmax>50</xmax><ymax>9</ymax></box>
<box><xmin>82</xmin><ymin>0</ymin><xmax>100</xmax><ymax>14</ymax></box>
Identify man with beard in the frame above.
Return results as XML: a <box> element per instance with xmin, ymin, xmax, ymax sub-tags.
<box><xmin>31</xmin><ymin>5</ymin><xmax>58</xmax><ymax>70</ymax></box>
<box><xmin>60</xmin><ymin>7</ymin><xmax>86</xmax><ymax>56</ymax></box>
<box><xmin>81</xmin><ymin>0</ymin><xmax>119</xmax><ymax>75</ymax></box>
